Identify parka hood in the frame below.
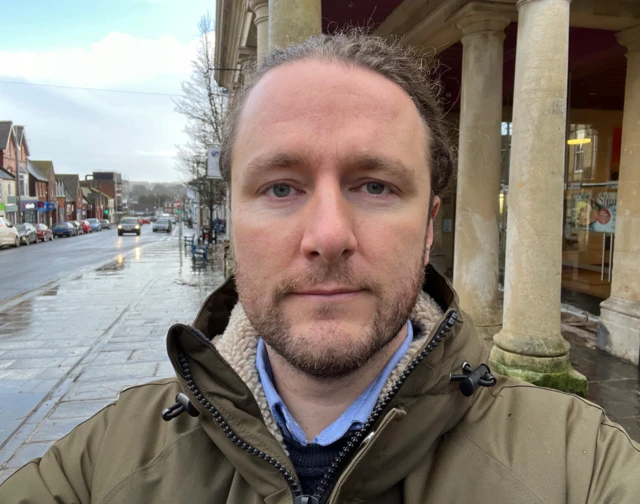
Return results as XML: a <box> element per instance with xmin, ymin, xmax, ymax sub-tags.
<box><xmin>166</xmin><ymin>265</ymin><xmax>491</xmax><ymax>502</ymax></box>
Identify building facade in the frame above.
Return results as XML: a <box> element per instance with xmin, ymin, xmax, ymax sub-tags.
<box><xmin>57</xmin><ymin>175</ymin><xmax>83</xmax><ymax>221</ymax></box>
<box><xmin>29</xmin><ymin>160</ymin><xmax>59</xmax><ymax>226</ymax></box>
<box><xmin>0</xmin><ymin>122</ymin><xmax>30</xmax><ymax>224</ymax></box>
<box><xmin>215</xmin><ymin>0</ymin><xmax>640</xmax><ymax>389</ymax></box>
<box><xmin>0</xmin><ymin>167</ymin><xmax>16</xmax><ymax>223</ymax></box>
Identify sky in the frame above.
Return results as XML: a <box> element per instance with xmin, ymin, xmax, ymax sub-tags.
<box><xmin>0</xmin><ymin>0</ymin><xmax>215</xmax><ymax>183</ymax></box>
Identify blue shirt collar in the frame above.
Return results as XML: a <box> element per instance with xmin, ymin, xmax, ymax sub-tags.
<box><xmin>256</xmin><ymin>320</ymin><xmax>414</xmax><ymax>446</ymax></box>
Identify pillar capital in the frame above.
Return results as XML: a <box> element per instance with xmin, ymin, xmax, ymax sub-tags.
<box><xmin>617</xmin><ymin>24</ymin><xmax>640</xmax><ymax>53</ymax></box>
<box><xmin>457</xmin><ymin>14</ymin><xmax>510</xmax><ymax>39</ymax></box>
<box><xmin>248</xmin><ymin>0</ymin><xmax>269</xmax><ymax>25</ymax></box>
<box><xmin>516</xmin><ymin>0</ymin><xmax>571</xmax><ymax>9</ymax></box>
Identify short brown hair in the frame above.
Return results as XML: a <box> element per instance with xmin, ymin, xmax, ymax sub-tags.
<box><xmin>220</xmin><ymin>30</ymin><xmax>455</xmax><ymax>196</ymax></box>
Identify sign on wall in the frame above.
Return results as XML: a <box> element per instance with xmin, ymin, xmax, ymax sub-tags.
<box><xmin>207</xmin><ymin>146</ymin><xmax>221</xmax><ymax>179</ymax></box>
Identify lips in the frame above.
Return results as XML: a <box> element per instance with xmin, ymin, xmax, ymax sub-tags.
<box><xmin>290</xmin><ymin>287</ymin><xmax>365</xmax><ymax>301</ymax></box>
<box><xmin>293</xmin><ymin>285</ymin><xmax>362</xmax><ymax>295</ymax></box>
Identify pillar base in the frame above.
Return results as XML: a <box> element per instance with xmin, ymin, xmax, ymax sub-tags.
<box><xmin>489</xmin><ymin>359</ymin><xmax>587</xmax><ymax>397</ymax></box>
<box><xmin>489</xmin><ymin>343</ymin><xmax>587</xmax><ymax>397</ymax></box>
<box><xmin>598</xmin><ymin>296</ymin><xmax>640</xmax><ymax>366</ymax></box>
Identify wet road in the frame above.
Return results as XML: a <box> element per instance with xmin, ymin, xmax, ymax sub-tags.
<box><xmin>0</xmin><ymin>225</ymin><xmax>172</xmax><ymax>303</ymax></box>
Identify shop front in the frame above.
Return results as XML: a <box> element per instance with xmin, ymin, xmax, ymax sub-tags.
<box><xmin>561</xmin><ymin>117</ymin><xmax>621</xmax><ymax>310</ymax></box>
<box><xmin>0</xmin><ymin>196</ymin><xmax>17</xmax><ymax>223</ymax></box>
<box><xmin>20</xmin><ymin>199</ymin><xmax>39</xmax><ymax>224</ymax></box>
<box><xmin>37</xmin><ymin>201</ymin><xmax>56</xmax><ymax>227</ymax></box>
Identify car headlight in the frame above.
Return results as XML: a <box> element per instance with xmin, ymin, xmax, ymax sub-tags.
<box><xmin>118</xmin><ymin>225</ymin><xmax>122</xmax><ymax>229</ymax></box>
<box><xmin>135</xmin><ymin>225</ymin><xmax>140</xmax><ymax>229</ymax></box>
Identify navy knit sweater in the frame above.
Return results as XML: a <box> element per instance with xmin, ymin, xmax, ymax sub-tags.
<box><xmin>283</xmin><ymin>433</ymin><xmax>352</xmax><ymax>498</ymax></box>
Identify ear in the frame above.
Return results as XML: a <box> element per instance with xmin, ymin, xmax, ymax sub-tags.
<box><xmin>424</xmin><ymin>195</ymin><xmax>441</xmax><ymax>266</ymax></box>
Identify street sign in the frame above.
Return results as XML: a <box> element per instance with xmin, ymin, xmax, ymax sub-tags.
<box><xmin>207</xmin><ymin>146</ymin><xmax>222</xmax><ymax>179</ymax></box>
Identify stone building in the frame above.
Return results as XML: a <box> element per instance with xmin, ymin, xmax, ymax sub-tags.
<box><xmin>214</xmin><ymin>0</ymin><xmax>640</xmax><ymax>390</ymax></box>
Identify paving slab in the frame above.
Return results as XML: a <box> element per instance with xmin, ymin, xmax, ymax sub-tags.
<box><xmin>4</xmin><ymin>442</ymin><xmax>55</xmax><ymax>469</ymax></box>
<box><xmin>29</xmin><ymin>418</ymin><xmax>88</xmax><ymax>443</ymax></box>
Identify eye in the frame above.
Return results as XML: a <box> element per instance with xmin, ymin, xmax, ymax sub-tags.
<box><xmin>266</xmin><ymin>183</ymin><xmax>293</xmax><ymax>198</ymax></box>
<box><xmin>360</xmin><ymin>182</ymin><xmax>392</xmax><ymax>195</ymax></box>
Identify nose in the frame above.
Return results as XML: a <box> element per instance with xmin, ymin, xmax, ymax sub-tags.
<box><xmin>299</xmin><ymin>182</ymin><xmax>357</xmax><ymax>264</ymax></box>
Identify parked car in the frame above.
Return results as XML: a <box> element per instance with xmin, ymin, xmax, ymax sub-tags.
<box><xmin>35</xmin><ymin>223</ymin><xmax>53</xmax><ymax>242</ymax></box>
<box><xmin>152</xmin><ymin>217</ymin><xmax>172</xmax><ymax>233</ymax></box>
<box><xmin>118</xmin><ymin>217</ymin><xmax>141</xmax><ymax>236</ymax></box>
<box><xmin>0</xmin><ymin>217</ymin><xmax>19</xmax><ymax>248</ymax></box>
<box><xmin>52</xmin><ymin>222</ymin><xmax>77</xmax><ymax>238</ymax></box>
<box><xmin>80</xmin><ymin>220</ymin><xmax>93</xmax><ymax>234</ymax></box>
<box><xmin>169</xmin><ymin>216</ymin><xmax>176</xmax><ymax>224</ymax></box>
<box><xmin>87</xmin><ymin>218</ymin><xmax>102</xmax><ymax>232</ymax></box>
<box><xmin>99</xmin><ymin>219</ymin><xmax>111</xmax><ymax>230</ymax></box>
<box><xmin>70</xmin><ymin>221</ymin><xmax>83</xmax><ymax>235</ymax></box>
<box><xmin>16</xmin><ymin>223</ymin><xmax>37</xmax><ymax>245</ymax></box>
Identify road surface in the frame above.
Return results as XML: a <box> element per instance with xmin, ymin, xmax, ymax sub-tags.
<box><xmin>0</xmin><ymin>225</ymin><xmax>172</xmax><ymax>303</ymax></box>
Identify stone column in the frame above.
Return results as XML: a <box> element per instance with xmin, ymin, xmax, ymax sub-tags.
<box><xmin>453</xmin><ymin>13</ymin><xmax>509</xmax><ymax>341</ymax></box>
<box><xmin>598</xmin><ymin>25</ymin><xmax>640</xmax><ymax>367</ymax></box>
<box><xmin>489</xmin><ymin>0</ymin><xmax>587</xmax><ymax>395</ymax></box>
<box><xmin>269</xmin><ymin>0</ymin><xmax>321</xmax><ymax>50</ymax></box>
<box><xmin>249</xmin><ymin>0</ymin><xmax>269</xmax><ymax>61</ymax></box>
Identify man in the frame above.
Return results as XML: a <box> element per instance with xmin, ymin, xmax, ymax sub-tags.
<box><xmin>2</xmin><ymin>32</ymin><xmax>639</xmax><ymax>504</ymax></box>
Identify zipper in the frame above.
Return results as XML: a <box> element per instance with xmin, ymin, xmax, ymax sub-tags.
<box><xmin>177</xmin><ymin>310</ymin><xmax>458</xmax><ymax>504</ymax></box>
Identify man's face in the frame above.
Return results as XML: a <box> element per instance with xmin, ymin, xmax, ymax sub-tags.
<box><xmin>231</xmin><ymin>60</ymin><xmax>439</xmax><ymax>378</ymax></box>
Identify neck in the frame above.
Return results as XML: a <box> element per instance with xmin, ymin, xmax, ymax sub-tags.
<box><xmin>266</xmin><ymin>324</ymin><xmax>408</xmax><ymax>443</ymax></box>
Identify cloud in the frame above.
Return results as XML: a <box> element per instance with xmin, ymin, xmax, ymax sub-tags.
<box><xmin>0</xmin><ymin>32</ymin><xmax>197</xmax><ymax>89</ymax></box>
<box><xmin>134</xmin><ymin>149</ymin><xmax>177</xmax><ymax>157</ymax></box>
<box><xmin>0</xmin><ymin>33</ymin><xmax>199</xmax><ymax>182</ymax></box>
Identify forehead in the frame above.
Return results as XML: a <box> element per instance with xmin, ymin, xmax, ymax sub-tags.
<box><xmin>233</xmin><ymin>59</ymin><xmax>429</xmax><ymax>172</ymax></box>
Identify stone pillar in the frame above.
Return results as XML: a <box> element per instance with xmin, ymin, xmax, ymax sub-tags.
<box><xmin>489</xmin><ymin>0</ymin><xmax>587</xmax><ymax>395</ymax></box>
<box><xmin>249</xmin><ymin>0</ymin><xmax>269</xmax><ymax>61</ymax></box>
<box><xmin>269</xmin><ymin>0</ymin><xmax>321</xmax><ymax>50</ymax></box>
<box><xmin>598</xmin><ymin>25</ymin><xmax>640</xmax><ymax>367</ymax></box>
<box><xmin>453</xmin><ymin>13</ymin><xmax>509</xmax><ymax>341</ymax></box>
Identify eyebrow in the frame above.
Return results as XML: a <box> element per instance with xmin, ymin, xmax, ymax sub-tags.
<box><xmin>242</xmin><ymin>151</ymin><xmax>417</xmax><ymax>188</ymax></box>
<box><xmin>243</xmin><ymin>152</ymin><xmax>309</xmax><ymax>182</ymax></box>
<box><xmin>342</xmin><ymin>153</ymin><xmax>417</xmax><ymax>188</ymax></box>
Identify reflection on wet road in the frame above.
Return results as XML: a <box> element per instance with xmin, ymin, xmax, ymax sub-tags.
<box><xmin>0</xmin><ymin>227</ymin><xmax>170</xmax><ymax>303</ymax></box>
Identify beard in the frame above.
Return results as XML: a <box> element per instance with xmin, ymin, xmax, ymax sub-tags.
<box><xmin>235</xmin><ymin>244</ymin><xmax>427</xmax><ymax>380</ymax></box>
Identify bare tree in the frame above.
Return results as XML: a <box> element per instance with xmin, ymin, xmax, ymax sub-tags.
<box><xmin>174</xmin><ymin>12</ymin><xmax>228</xmax><ymax>242</ymax></box>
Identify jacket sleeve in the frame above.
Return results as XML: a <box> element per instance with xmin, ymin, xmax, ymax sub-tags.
<box><xmin>0</xmin><ymin>403</ymin><xmax>114</xmax><ymax>504</ymax></box>
<box><xmin>586</xmin><ymin>417</ymin><xmax>640</xmax><ymax>503</ymax></box>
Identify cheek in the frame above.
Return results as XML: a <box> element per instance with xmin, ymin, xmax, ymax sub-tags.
<box><xmin>232</xmin><ymin>210</ymin><xmax>298</xmax><ymax>281</ymax></box>
<box><xmin>357</xmin><ymin>217</ymin><xmax>426</xmax><ymax>273</ymax></box>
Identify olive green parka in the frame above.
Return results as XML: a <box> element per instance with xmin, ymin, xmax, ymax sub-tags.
<box><xmin>2</xmin><ymin>266</ymin><xmax>639</xmax><ymax>503</ymax></box>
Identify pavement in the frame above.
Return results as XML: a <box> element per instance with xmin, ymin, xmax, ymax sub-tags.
<box><xmin>0</xmin><ymin>227</ymin><xmax>226</xmax><ymax>484</ymax></box>
<box><xmin>0</xmin><ymin>231</ymin><xmax>638</xmax><ymax>485</ymax></box>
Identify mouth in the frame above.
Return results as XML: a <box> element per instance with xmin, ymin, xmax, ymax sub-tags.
<box><xmin>291</xmin><ymin>288</ymin><xmax>365</xmax><ymax>301</ymax></box>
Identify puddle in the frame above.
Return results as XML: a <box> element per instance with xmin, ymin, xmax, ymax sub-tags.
<box><xmin>96</xmin><ymin>255</ymin><xmax>126</xmax><ymax>274</ymax></box>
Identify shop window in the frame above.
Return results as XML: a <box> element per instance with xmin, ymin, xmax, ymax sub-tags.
<box><xmin>567</xmin><ymin>124</ymin><xmax>598</xmax><ymax>182</ymax></box>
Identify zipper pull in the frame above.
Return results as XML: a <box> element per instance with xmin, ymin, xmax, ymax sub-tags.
<box><xmin>295</xmin><ymin>497</ymin><xmax>320</xmax><ymax>504</ymax></box>
<box><xmin>161</xmin><ymin>392</ymin><xmax>200</xmax><ymax>421</ymax></box>
<box><xmin>450</xmin><ymin>362</ymin><xmax>497</xmax><ymax>396</ymax></box>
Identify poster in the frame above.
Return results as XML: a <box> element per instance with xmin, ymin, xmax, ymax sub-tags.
<box><xmin>574</xmin><ymin>191</ymin><xmax>617</xmax><ymax>234</ymax></box>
